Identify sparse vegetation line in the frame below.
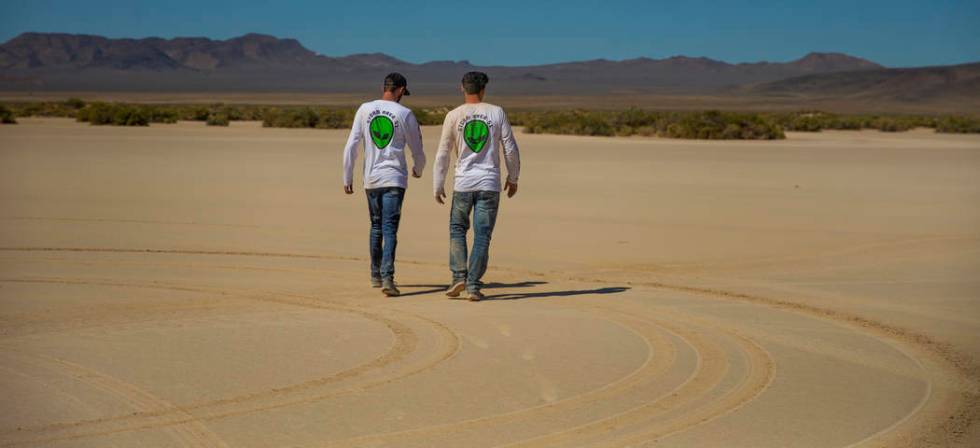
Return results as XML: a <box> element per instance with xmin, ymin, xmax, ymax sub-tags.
<box><xmin>2</xmin><ymin>100</ymin><xmax>978</xmax><ymax>138</ymax></box>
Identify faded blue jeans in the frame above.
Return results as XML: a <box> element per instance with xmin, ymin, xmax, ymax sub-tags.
<box><xmin>449</xmin><ymin>190</ymin><xmax>500</xmax><ymax>292</ymax></box>
<box><xmin>366</xmin><ymin>187</ymin><xmax>405</xmax><ymax>281</ymax></box>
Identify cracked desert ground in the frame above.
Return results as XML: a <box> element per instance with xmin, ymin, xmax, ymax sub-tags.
<box><xmin>1</xmin><ymin>118</ymin><xmax>978</xmax><ymax>447</ymax></box>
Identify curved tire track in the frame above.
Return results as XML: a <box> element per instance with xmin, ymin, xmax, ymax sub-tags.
<box><xmin>1</xmin><ymin>245</ymin><xmax>973</xmax><ymax>446</ymax></box>
<box><xmin>0</xmin><ymin>277</ymin><xmax>461</xmax><ymax>447</ymax></box>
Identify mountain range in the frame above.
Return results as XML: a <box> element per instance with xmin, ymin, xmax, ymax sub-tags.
<box><xmin>1</xmin><ymin>32</ymin><xmax>977</xmax><ymax>112</ymax></box>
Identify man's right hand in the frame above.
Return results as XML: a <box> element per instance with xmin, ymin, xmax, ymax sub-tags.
<box><xmin>434</xmin><ymin>189</ymin><xmax>446</xmax><ymax>204</ymax></box>
<box><xmin>343</xmin><ymin>184</ymin><xmax>354</xmax><ymax>195</ymax></box>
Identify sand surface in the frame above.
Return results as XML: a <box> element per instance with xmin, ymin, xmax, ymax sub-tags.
<box><xmin>1</xmin><ymin>118</ymin><xmax>978</xmax><ymax>447</ymax></box>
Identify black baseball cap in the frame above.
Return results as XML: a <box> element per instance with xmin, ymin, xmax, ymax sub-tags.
<box><xmin>384</xmin><ymin>72</ymin><xmax>410</xmax><ymax>96</ymax></box>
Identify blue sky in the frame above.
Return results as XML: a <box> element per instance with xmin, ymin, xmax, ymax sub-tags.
<box><xmin>2</xmin><ymin>0</ymin><xmax>978</xmax><ymax>67</ymax></box>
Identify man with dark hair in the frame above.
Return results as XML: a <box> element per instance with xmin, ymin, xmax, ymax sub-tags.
<box><xmin>343</xmin><ymin>72</ymin><xmax>426</xmax><ymax>297</ymax></box>
<box><xmin>433</xmin><ymin>71</ymin><xmax>521</xmax><ymax>301</ymax></box>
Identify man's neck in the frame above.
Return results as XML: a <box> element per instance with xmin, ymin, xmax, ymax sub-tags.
<box><xmin>463</xmin><ymin>94</ymin><xmax>483</xmax><ymax>104</ymax></box>
<box><xmin>381</xmin><ymin>92</ymin><xmax>399</xmax><ymax>102</ymax></box>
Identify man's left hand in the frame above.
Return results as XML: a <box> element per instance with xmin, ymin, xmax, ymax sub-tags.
<box><xmin>505</xmin><ymin>181</ymin><xmax>518</xmax><ymax>198</ymax></box>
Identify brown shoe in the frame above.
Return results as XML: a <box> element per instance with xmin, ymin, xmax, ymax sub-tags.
<box><xmin>382</xmin><ymin>279</ymin><xmax>400</xmax><ymax>297</ymax></box>
<box><xmin>446</xmin><ymin>281</ymin><xmax>466</xmax><ymax>299</ymax></box>
<box><xmin>467</xmin><ymin>290</ymin><xmax>485</xmax><ymax>302</ymax></box>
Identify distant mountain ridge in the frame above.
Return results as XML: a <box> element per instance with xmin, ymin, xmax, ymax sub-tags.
<box><xmin>0</xmin><ymin>32</ymin><xmax>392</xmax><ymax>71</ymax></box>
<box><xmin>747</xmin><ymin>61</ymin><xmax>980</xmax><ymax>106</ymax></box>
<box><xmin>0</xmin><ymin>32</ymin><xmax>883</xmax><ymax>73</ymax></box>
<box><xmin>1</xmin><ymin>32</ymin><xmax>976</xmax><ymax>113</ymax></box>
<box><xmin>1</xmin><ymin>32</ymin><xmax>883</xmax><ymax>91</ymax></box>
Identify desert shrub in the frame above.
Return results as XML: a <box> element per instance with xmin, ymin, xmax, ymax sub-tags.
<box><xmin>76</xmin><ymin>103</ymin><xmax>149</xmax><ymax>126</ymax></box>
<box><xmin>76</xmin><ymin>102</ymin><xmax>110</xmax><ymax>124</ymax></box>
<box><xmin>935</xmin><ymin>116</ymin><xmax>980</xmax><ymax>133</ymax></box>
<box><xmin>786</xmin><ymin>113</ymin><xmax>827</xmax><ymax>132</ymax></box>
<box><xmin>181</xmin><ymin>106</ymin><xmax>211</xmax><ymax>121</ymax></box>
<box><xmin>825</xmin><ymin>115</ymin><xmax>866</xmax><ymax>130</ymax></box>
<box><xmin>773</xmin><ymin>111</ymin><xmax>947</xmax><ymax>133</ymax></box>
<box><xmin>8</xmin><ymin>101</ymin><xmax>75</xmax><ymax>118</ymax></box>
<box><xmin>15</xmin><ymin>103</ymin><xmax>42</xmax><ymax>117</ymax></box>
<box><xmin>262</xmin><ymin>107</ymin><xmax>319</xmax><ymax>128</ymax></box>
<box><xmin>523</xmin><ymin>110</ymin><xmax>615</xmax><ymax>136</ymax></box>
<box><xmin>659</xmin><ymin>111</ymin><xmax>784</xmax><ymax>140</ymax></box>
<box><xmin>258</xmin><ymin>107</ymin><xmax>356</xmax><ymax>129</ymax></box>
<box><xmin>507</xmin><ymin>111</ymin><xmax>530</xmax><ymax>127</ymax></box>
<box><xmin>15</xmin><ymin>100</ymin><xmax>975</xmax><ymax>136</ymax></box>
<box><xmin>206</xmin><ymin>112</ymin><xmax>230</xmax><ymax>126</ymax></box>
<box><xmin>314</xmin><ymin>108</ymin><xmax>355</xmax><ymax>129</ymax></box>
<box><xmin>871</xmin><ymin>117</ymin><xmax>906</xmax><ymax>133</ymax></box>
<box><xmin>0</xmin><ymin>105</ymin><xmax>16</xmax><ymax>124</ymax></box>
<box><xmin>112</xmin><ymin>105</ymin><xmax>150</xmax><ymax>126</ymax></box>
<box><xmin>144</xmin><ymin>107</ymin><xmax>178</xmax><ymax>123</ymax></box>
<box><xmin>225</xmin><ymin>105</ymin><xmax>266</xmax><ymax>121</ymax></box>
<box><xmin>524</xmin><ymin>109</ymin><xmax>784</xmax><ymax>140</ymax></box>
<box><xmin>411</xmin><ymin>107</ymin><xmax>450</xmax><ymax>126</ymax></box>
<box><xmin>64</xmin><ymin>97</ymin><xmax>86</xmax><ymax>109</ymax></box>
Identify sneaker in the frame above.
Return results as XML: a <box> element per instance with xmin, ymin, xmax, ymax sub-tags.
<box><xmin>467</xmin><ymin>290</ymin><xmax>485</xmax><ymax>302</ymax></box>
<box><xmin>446</xmin><ymin>281</ymin><xmax>466</xmax><ymax>298</ymax></box>
<box><xmin>381</xmin><ymin>279</ymin><xmax>400</xmax><ymax>297</ymax></box>
<box><xmin>370</xmin><ymin>278</ymin><xmax>383</xmax><ymax>288</ymax></box>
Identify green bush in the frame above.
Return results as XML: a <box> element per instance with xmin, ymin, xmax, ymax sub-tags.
<box><xmin>147</xmin><ymin>108</ymin><xmax>178</xmax><ymax>124</ymax></box>
<box><xmin>523</xmin><ymin>109</ymin><xmax>784</xmax><ymax>140</ymax></box>
<box><xmin>206</xmin><ymin>112</ymin><xmax>230</xmax><ymax>126</ymax></box>
<box><xmin>76</xmin><ymin>102</ymin><xmax>110</xmax><ymax>124</ymax></box>
<box><xmin>76</xmin><ymin>103</ymin><xmax>149</xmax><ymax>126</ymax></box>
<box><xmin>262</xmin><ymin>107</ymin><xmax>319</xmax><ymax>128</ymax></box>
<box><xmin>411</xmin><ymin>107</ymin><xmax>451</xmax><ymax>126</ymax></box>
<box><xmin>258</xmin><ymin>107</ymin><xmax>356</xmax><ymax>129</ymax></box>
<box><xmin>659</xmin><ymin>111</ymin><xmax>785</xmax><ymax>140</ymax></box>
<box><xmin>772</xmin><ymin>111</ymin><xmax>949</xmax><ymax>133</ymax></box>
<box><xmin>935</xmin><ymin>116</ymin><xmax>980</xmax><ymax>133</ymax></box>
<box><xmin>314</xmin><ymin>108</ymin><xmax>355</xmax><ymax>129</ymax></box>
<box><xmin>5</xmin><ymin>100</ymin><xmax>976</xmax><ymax>137</ymax></box>
<box><xmin>523</xmin><ymin>110</ymin><xmax>616</xmax><ymax>136</ymax></box>
<box><xmin>0</xmin><ymin>105</ymin><xmax>16</xmax><ymax>124</ymax></box>
<box><xmin>64</xmin><ymin>97</ymin><xmax>86</xmax><ymax>109</ymax></box>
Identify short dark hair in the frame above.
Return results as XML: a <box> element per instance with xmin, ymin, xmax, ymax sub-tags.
<box><xmin>384</xmin><ymin>72</ymin><xmax>410</xmax><ymax>95</ymax></box>
<box><xmin>461</xmin><ymin>71</ymin><xmax>489</xmax><ymax>94</ymax></box>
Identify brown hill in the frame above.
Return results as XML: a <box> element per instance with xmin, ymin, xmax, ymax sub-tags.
<box><xmin>751</xmin><ymin>62</ymin><xmax>980</xmax><ymax>99</ymax></box>
<box><xmin>0</xmin><ymin>32</ymin><xmax>882</xmax><ymax>94</ymax></box>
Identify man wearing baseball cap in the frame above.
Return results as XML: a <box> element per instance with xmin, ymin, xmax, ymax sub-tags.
<box><xmin>343</xmin><ymin>72</ymin><xmax>425</xmax><ymax>297</ymax></box>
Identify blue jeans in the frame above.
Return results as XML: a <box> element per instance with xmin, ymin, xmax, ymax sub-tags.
<box><xmin>449</xmin><ymin>190</ymin><xmax>500</xmax><ymax>292</ymax></box>
<box><xmin>366</xmin><ymin>187</ymin><xmax>405</xmax><ymax>281</ymax></box>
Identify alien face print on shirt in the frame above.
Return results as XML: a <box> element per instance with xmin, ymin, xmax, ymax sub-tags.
<box><xmin>368</xmin><ymin>109</ymin><xmax>399</xmax><ymax>149</ymax></box>
<box><xmin>458</xmin><ymin>113</ymin><xmax>495</xmax><ymax>153</ymax></box>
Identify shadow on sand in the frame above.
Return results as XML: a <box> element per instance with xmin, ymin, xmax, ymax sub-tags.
<box><xmin>395</xmin><ymin>281</ymin><xmax>629</xmax><ymax>300</ymax></box>
<box><xmin>483</xmin><ymin>286</ymin><xmax>630</xmax><ymax>301</ymax></box>
<box><xmin>396</xmin><ymin>281</ymin><xmax>547</xmax><ymax>298</ymax></box>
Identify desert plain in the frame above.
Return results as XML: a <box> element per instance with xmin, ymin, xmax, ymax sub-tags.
<box><xmin>0</xmin><ymin>118</ymin><xmax>978</xmax><ymax>447</ymax></box>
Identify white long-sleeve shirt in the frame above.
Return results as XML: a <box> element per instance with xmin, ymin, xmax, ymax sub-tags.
<box><xmin>433</xmin><ymin>102</ymin><xmax>520</xmax><ymax>193</ymax></box>
<box><xmin>343</xmin><ymin>100</ymin><xmax>425</xmax><ymax>189</ymax></box>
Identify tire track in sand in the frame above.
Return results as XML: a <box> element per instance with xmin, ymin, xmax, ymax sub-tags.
<box><xmin>4</xmin><ymin>352</ymin><xmax>230</xmax><ymax>448</ymax></box>
<box><xmin>0</xmin><ymin>277</ymin><xmax>461</xmax><ymax>447</ymax></box>
<box><xmin>319</xmin><ymin>309</ymin><xmax>681</xmax><ymax>447</ymax></box>
<box><xmin>2</xmin><ymin>246</ymin><xmax>971</xmax><ymax>445</ymax></box>
<box><xmin>495</xmin><ymin>308</ymin><xmax>773</xmax><ymax>448</ymax></box>
<box><xmin>570</xmin><ymin>275</ymin><xmax>980</xmax><ymax>447</ymax></box>
<box><xmin>320</xmin><ymin>306</ymin><xmax>773</xmax><ymax>448</ymax></box>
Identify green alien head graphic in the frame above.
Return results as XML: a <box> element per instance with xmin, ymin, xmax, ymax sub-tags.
<box><xmin>463</xmin><ymin>120</ymin><xmax>490</xmax><ymax>153</ymax></box>
<box><xmin>369</xmin><ymin>115</ymin><xmax>394</xmax><ymax>149</ymax></box>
